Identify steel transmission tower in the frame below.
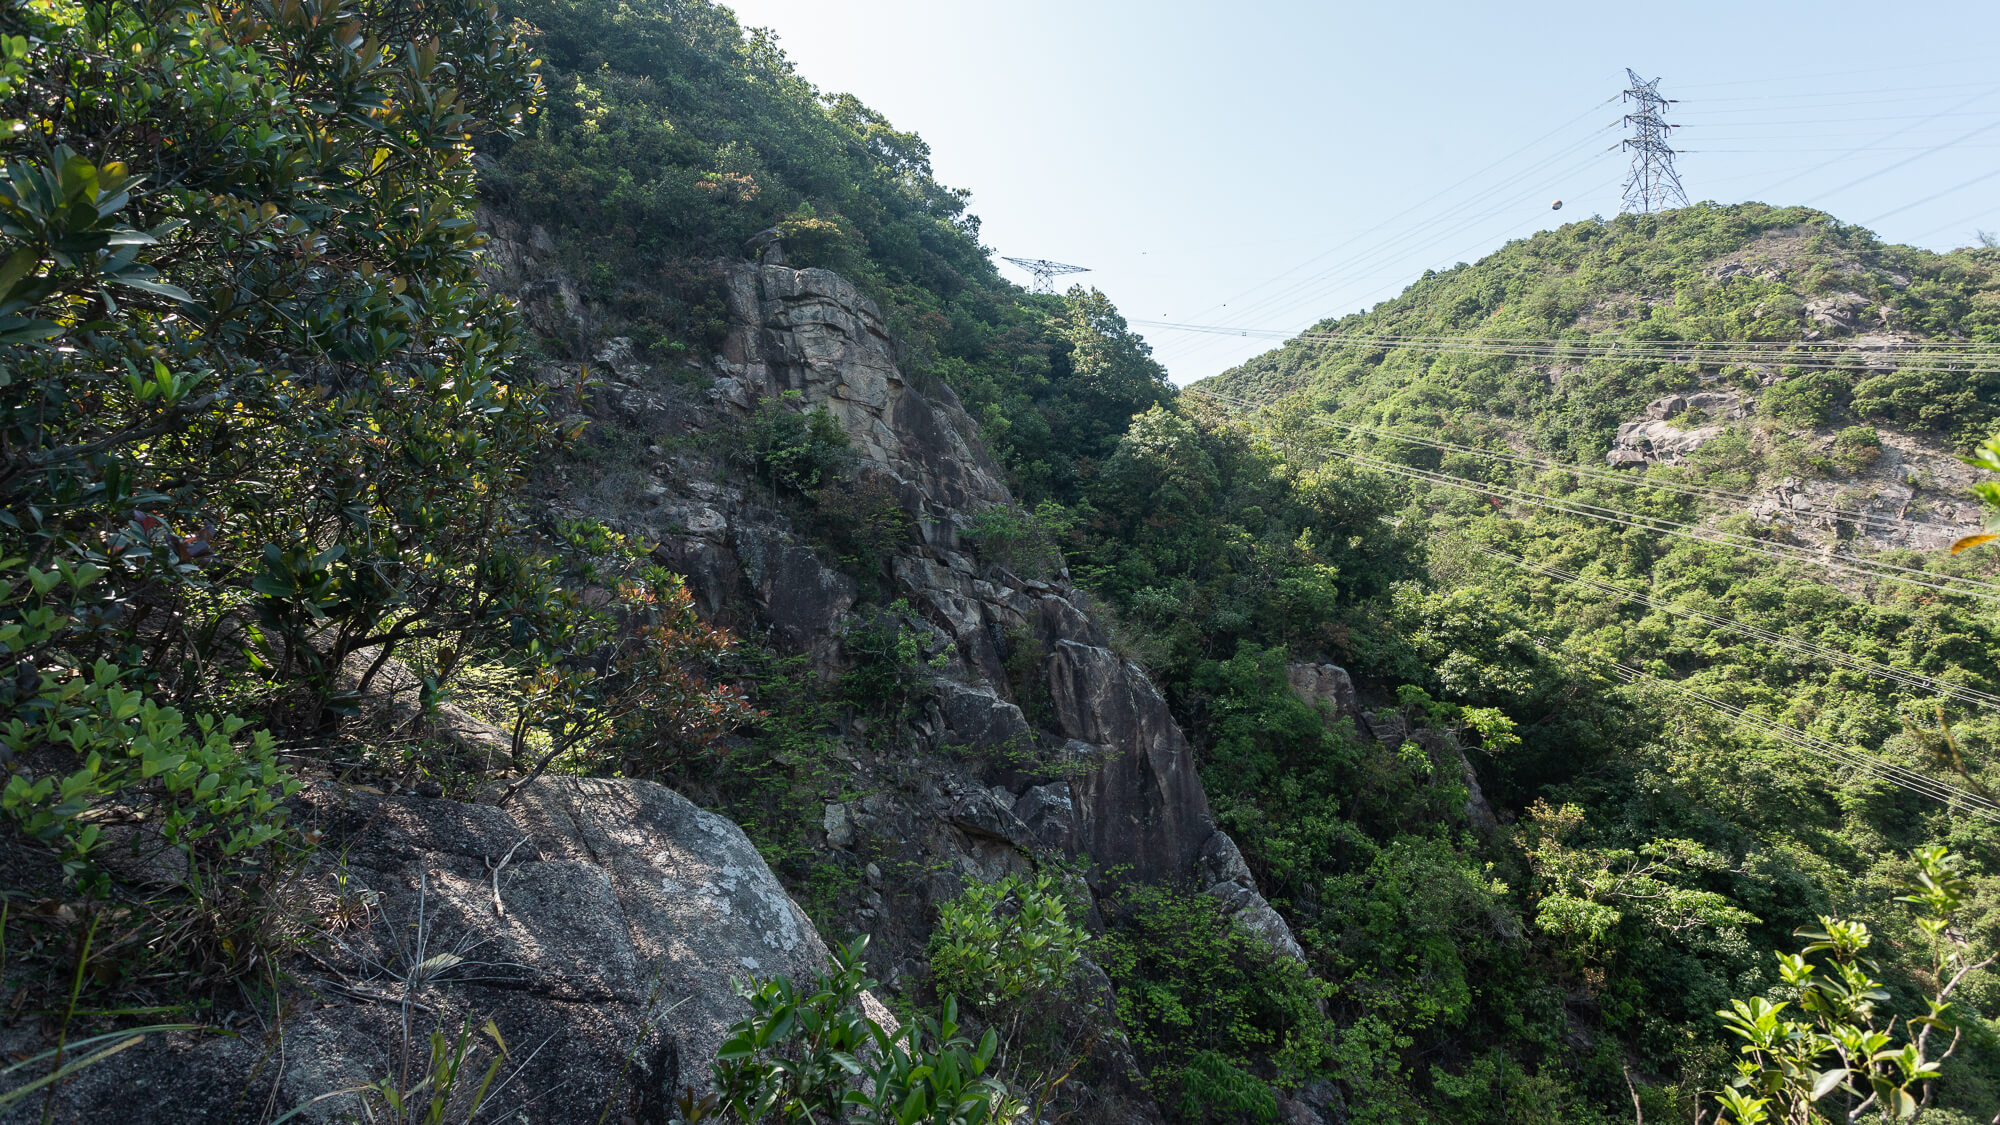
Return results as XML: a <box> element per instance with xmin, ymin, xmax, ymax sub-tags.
<box><xmin>1002</xmin><ymin>256</ymin><xmax>1090</xmax><ymax>295</ymax></box>
<box><xmin>1619</xmin><ymin>68</ymin><xmax>1688</xmax><ymax>214</ymax></box>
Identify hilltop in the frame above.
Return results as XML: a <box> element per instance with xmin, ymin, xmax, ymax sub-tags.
<box><xmin>1206</xmin><ymin>203</ymin><xmax>2000</xmax><ymax>447</ymax></box>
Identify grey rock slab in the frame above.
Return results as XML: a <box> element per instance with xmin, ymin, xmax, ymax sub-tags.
<box><xmin>1286</xmin><ymin>662</ymin><xmax>1359</xmax><ymax>719</ymax></box>
<box><xmin>36</xmin><ymin>777</ymin><xmax>868</xmax><ymax>1124</ymax></box>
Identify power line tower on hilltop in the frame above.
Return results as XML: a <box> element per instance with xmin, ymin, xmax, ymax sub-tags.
<box><xmin>1002</xmin><ymin>256</ymin><xmax>1090</xmax><ymax>295</ymax></box>
<box><xmin>1620</xmin><ymin>68</ymin><xmax>1688</xmax><ymax>214</ymax></box>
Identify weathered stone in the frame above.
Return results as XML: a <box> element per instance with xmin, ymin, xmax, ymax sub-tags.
<box><xmin>1286</xmin><ymin>662</ymin><xmax>1359</xmax><ymax>719</ymax></box>
<box><xmin>824</xmin><ymin>801</ymin><xmax>856</xmax><ymax>848</ymax></box>
<box><xmin>735</xmin><ymin>528</ymin><xmax>855</xmax><ymax>662</ymax></box>
<box><xmin>1047</xmin><ymin>640</ymin><xmax>1213</xmax><ymax>886</ymax></box>
<box><xmin>41</xmin><ymin>777</ymin><xmax>884</xmax><ymax>1123</ymax></box>
<box><xmin>934</xmin><ymin>680</ymin><xmax>1034</xmax><ymax>754</ymax></box>
<box><xmin>1196</xmin><ymin>832</ymin><xmax>1306</xmax><ymax>961</ymax></box>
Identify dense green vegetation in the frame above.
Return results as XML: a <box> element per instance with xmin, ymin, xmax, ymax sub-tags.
<box><xmin>7</xmin><ymin>0</ymin><xmax>2000</xmax><ymax>1121</ymax></box>
<box><xmin>471</xmin><ymin>7</ymin><xmax>2000</xmax><ymax>1121</ymax></box>
<box><xmin>1137</xmin><ymin>204</ymin><xmax>2000</xmax><ymax>1120</ymax></box>
<box><xmin>0</xmin><ymin>0</ymin><xmax>762</xmax><ymax>1091</ymax></box>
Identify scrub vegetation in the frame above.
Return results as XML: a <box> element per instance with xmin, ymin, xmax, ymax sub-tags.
<box><xmin>4</xmin><ymin>0</ymin><xmax>2000</xmax><ymax>1122</ymax></box>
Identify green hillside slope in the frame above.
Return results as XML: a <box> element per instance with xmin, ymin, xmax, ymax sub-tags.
<box><xmin>1206</xmin><ymin>203</ymin><xmax>2000</xmax><ymax>449</ymax></box>
<box><xmin>1120</xmin><ymin>203</ymin><xmax>2000</xmax><ymax>1121</ymax></box>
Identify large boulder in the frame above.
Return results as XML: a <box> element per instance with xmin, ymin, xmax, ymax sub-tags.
<box><xmin>34</xmin><ymin>777</ymin><xmax>878</xmax><ymax>1124</ymax></box>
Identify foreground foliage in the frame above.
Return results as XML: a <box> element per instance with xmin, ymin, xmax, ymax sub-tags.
<box><xmin>0</xmin><ymin>0</ymin><xmax>751</xmax><ymax>1057</ymax></box>
<box><xmin>685</xmin><ymin>937</ymin><xmax>1024</xmax><ymax>1125</ymax></box>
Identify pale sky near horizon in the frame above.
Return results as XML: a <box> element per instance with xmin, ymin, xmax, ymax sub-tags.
<box><xmin>720</xmin><ymin>0</ymin><xmax>2000</xmax><ymax>384</ymax></box>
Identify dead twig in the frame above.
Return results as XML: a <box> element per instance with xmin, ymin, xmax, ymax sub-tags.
<box><xmin>485</xmin><ymin>836</ymin><xmax>534</xmax><ymax>919</ymax></box>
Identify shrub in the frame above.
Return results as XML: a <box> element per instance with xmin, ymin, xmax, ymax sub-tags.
<box><xmin>1831</xmin><ymin>424</ymin><xmax>1883</xmax><ymax>471</ymax></box>
<box><xmin>1759</xmin><ymin>370</ymin><xmax>1846</xmax><ymax>428</ymax></box>
<box><xmin>814</xmin><ymin>470</ymin><xmax>913</xmax><ymax>575</ymax></box>
<box><xmin>1</xmin><ymin>660</ymin><xmax>297</xmax><ymax>892</ymax></box>
<box><xmin>747</xmin><ymin>392</ymin><xmax>850</xmax><ymax>494</ymax></box>
<box><xmin>0</xmin><ymin>0</ymin><xmax>553</xmax><ymax>724</ymax></box>
<box><xmin>684</xmin><ymin>937</ymin><xmax>1024</xmax><ymax>1124</ymax></box>
<box><xmin>1711</xmin><ymin>848</ymin><xmax>1988</xmax><ymax>1124</ymax></box>
<box><xmin>1096</xmin><ymin>883</ymin><xmax>1331</xmax><ymax>1112</ymax></box>
<box><xmin>929</xmin><ymin>873</ymin><xmax>1087</xmax><ymax>1015</ymax></box>
<box><xmin>1178</xmin><ymin>1050</ymin><xmax>1278</xmax><ymax>1125</ymax></box>
<box><xmin>496</xmin><ymin>564</ymin><xmax>756</xmax><ymax>797</ymax></box>
<box><xmin>839</xmin><ymin>599</ymin><xmax>948</xmax><ymax>725</ymax></box>
<box><xmin>961</xmin><ymin>502</ymin><xmax>1074</xmax><ymax>577</ymax></box>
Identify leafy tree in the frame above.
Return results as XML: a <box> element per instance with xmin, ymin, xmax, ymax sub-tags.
<box><xmin>0</xmin><ymin>0</ymin><xmax>750</xmax><ymax>1008</ymax></box>
<box><xmin>0</xmin><ymin>0</ymin><xmax>554</xmax><ymax>992</ymax></box>
<box><xmin>0</xmin><ymin>0</ymin><xmax>548</xmax><ymax>710</ymax></box>
<box><xmin>927</xmin><ymin>872</ymin><xmax>1089</xmax><ymax>1110</ymax></box>
<box><xmin>1523</xmin><ymin>800</ymin><xmax>1757</xmax><ymax>969</ymax></box>
<box><xmin>1712</xmin><ymin>848</ymin><xmax>1992</xmax><ymax>1124</ymax></box>
<box><xmin>929</xmin><ymin>873</ymin><xmax>1086</xmax><ymax>1016</ymax></box>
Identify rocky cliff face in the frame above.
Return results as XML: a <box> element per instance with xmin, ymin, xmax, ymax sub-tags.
<box><xmin>672</xmin><ymin>255</ymin><xmax>1292</xmax><ymax>936</ymax></box>
<box><xmin>1601</xmin><ymin>391</ymin><xmax>1983</xmax><ymax>553</ymax></box>
<box><xmin>375</xmin><ymin>219</ymin><xmax>1300</xmax><ymax>1117</ymax></box>
<box><xmin>594</xmin><ymin>253</ymin><xmax>1301</xmax><ymax>968</ymax></box>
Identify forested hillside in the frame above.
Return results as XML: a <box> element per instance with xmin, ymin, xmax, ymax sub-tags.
<box><xmin>1150</xmin><ymin>204</ymin><xmax>2000</xmax><ymax>1121</ymax></box>
<box><xmin>4</xmin><ymin>0</ymin><xmax>1999</xmax><ymax>1122</ymax></box>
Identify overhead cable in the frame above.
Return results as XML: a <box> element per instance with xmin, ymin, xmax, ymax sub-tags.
<box><xmin>1146</xmin><ymin>325</ymin><xmax>2000</xmax><ymax>374</ymax></box>
<box><xmin>1312</xmin><ymin>417</ymin><xmax>1956</xmax><ymax>539</ymax></box>
<box><xmin>1180</xmin><ymin>387</ymin><xmax>2000</xmax><ymax>602</ymax></box>
<box><xmin>1605</xmin><ymin>660</ymin><xmax>2000</xmax><ymax>821</ymax></box>
<box><xmin>1172</xmin><ymin>98</ymin><xmax>1623</xmax><ymax>329</ymax></box>
<box><xmin>1478</xmin><ymin>546</ymin><xmax>2000</xmax><ymax>709</ymax></box>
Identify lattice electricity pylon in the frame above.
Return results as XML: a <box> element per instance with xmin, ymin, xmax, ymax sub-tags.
<box><xmin>1002</xmin><ymin>256</ymin><xmax>1090</xmax><ymax>295</ymax></box>
<box><xmin>1619</xmin><ymin>68</ymin><xmax>1688</xmax><ymax>214</ymax></box>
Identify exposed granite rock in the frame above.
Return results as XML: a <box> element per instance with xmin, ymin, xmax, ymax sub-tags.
<box><xmin>1197</xmin><ymin>833</ymin><xmax>1305</xmax><ymax>961</ymax></box>
<box><xmin>36</xmin><ymin>777</ymin><xmax>882</xmax><ymax>1124</ymax></box>
<box><xmin>456</xmin><ymin>227</ymin><xmax>1311</xmax><ymax>1120</ymax></box>
<box><xmin>1287</xmin><ymin>662</ymin><xmax>1359</xmax><ymax>718</ymax></box>
<box><xmin>1644</xmin><ymin>391</ymin><xmax>1748</xmax><ymax>422</ymax></box>
<box><xmin>1605</xmin><ymin>392</ymin><xmax>1750</xmax><ymax>467</ymax></box>
<box><xmin>712</xmin><ymin>262</ymin><xmax>1012</xmax><ymax>534</ymax></box>
<box><xmin>1743</xmin><ymin>431</ymin><xmax>1982</xmax><ymax>553</ymax></box>
<box><xmin>635</xmin><ymin>259</ymin><xmax>1298</xmax><ymax>952</ymax></box>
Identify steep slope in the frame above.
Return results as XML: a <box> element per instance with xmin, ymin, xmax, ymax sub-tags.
<box><xmin>1210</xmin><ymin>203</ymin><xmax>2000</xmax><ymax>442</ymax></box>
<box><xmin>465</xmin><ymin>1</ymin><xmax>1311</xmax><ymax>1118</ymax></box>
<box><xmin>478</xmin><ymin>203</ymin><xmax>1317</xmax><ymax>1118</ymax></box>
<box><xmin>1165</xmin><ymin>202</ymin><xmax>2000</xmax><ymax>1121</ymax></box>
<box><xmin>482</xmin><ymin>0</ymin><xmax>1174</xmax><ymax>504</ymax></box>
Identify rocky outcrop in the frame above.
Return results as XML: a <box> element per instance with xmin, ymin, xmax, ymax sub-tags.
<box><xmin>1606</xmin><ymin>392</ymin><xmax>1749</xmax><ymax>467</ymax></box>
<box><xmin>1287</xmin><ymin>661</ymin><xmax>1498</xmax><ymax>836</ymax></box>
<box><xmin>637</xmin><ymin>257</ymin><xmax>1299</xmax><ymax>957</ymax></box>
<box><xmin>1589</xmin><ymin>383</ymin><xmax>1980</xmax><ymax>552</ymax></box>
<box><xmin>468</xmin><ymin>229</ymin><xmax>1305</xmax><ymax>1118</ymax></box>
<box><xmin>1287</xmin><ymin>662</ymin><xmax>1358</xmax><ymax>718</ymax></box>
<box><xmin>711</xmin><ymin>263</ymin><xmax>1013</xmax><ymax>533</ymax></box>
<box><xmin>1745</xmin><ymin>429</ymin><xmax>1983</xmax><ymax>552</ymax></box>
<box><xmin>37</xmin><ymin>777</ymin><xmax>877</xmax><ymax>1123</ymax></box>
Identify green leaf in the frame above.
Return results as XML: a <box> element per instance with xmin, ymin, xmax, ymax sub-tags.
<box><xmin>109</xmin><ymin>276</ymin><xmax>194</xmax><ymax>303</ymax></box>
<box><xmin>1809</xmin><ymin>1067</ymin><xmax>1847</xmax><ymax>1100</ymax></box>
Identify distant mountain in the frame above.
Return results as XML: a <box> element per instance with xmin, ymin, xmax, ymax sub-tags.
<box><xmin>1202</xmin><ymin>203</ymin><xmax>2000</xmax><ymax>454</ymax></box>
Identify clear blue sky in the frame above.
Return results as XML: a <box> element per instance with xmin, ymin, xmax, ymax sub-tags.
<box><xmin>722</xmin><ymin>0</ymin><xmax>2000</xmax><ymax>383</ymax></box>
